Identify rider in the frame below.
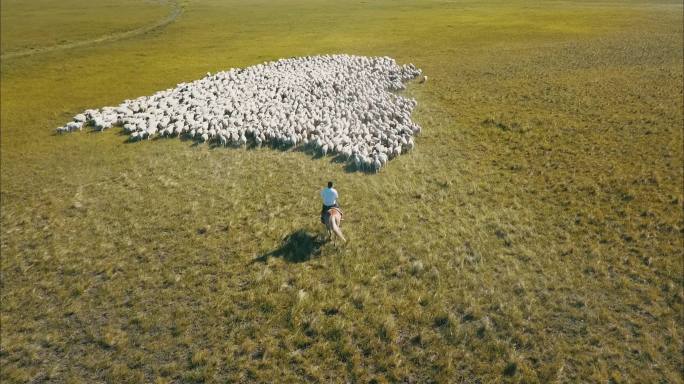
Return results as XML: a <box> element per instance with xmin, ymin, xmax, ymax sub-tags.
<box><xmin>320</xmin><ymin>181</ymin><xmax>339</xmax><ymax>224</ymax></box>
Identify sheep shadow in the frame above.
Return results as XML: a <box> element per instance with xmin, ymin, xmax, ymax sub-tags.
<box><xmin>69</xmin><ymin>126</ymin><xmax>383</xmax><ymax>173</ymax></box>
<box><xmin>252</xmin><ymin>229</ymin><xmax>325</xmax><ymax>263</ymax></box>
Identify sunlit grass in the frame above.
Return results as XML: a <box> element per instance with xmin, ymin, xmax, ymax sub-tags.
<box><xmin>1</xmin><ymin>0</ymin><xmax>682</xmax><ymax>382</ymax></box>
<box><xmin>0</xmin><ymin>0</ymin><xmax>172</xmax><ymax>54</ymax></box>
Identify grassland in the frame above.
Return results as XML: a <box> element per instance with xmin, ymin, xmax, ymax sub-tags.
<box><xmin>0</xmin><ymin>0</ymin><xmax>174</xmax><ymax>56</ymax></box>
<box><xmin>1</xmin><ymin>0</ymin><xmax>683</xmax><ymax>382</ymax></box>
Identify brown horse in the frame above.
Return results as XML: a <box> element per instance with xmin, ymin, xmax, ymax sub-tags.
<box><xmin>324</xmin><ymin>207</ymin><xmax>346</xmax><ymax>243</ymax></box>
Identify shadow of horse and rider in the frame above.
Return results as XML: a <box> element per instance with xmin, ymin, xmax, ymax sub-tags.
<box><xmin>252</xmin><ymin>207</ymin><xmax>346</xmax><ymax>264</ymax></box>
<box><xmin>252</xmin><ymin>229</ymin><xmax>327</xmax><ymax>264</ymax></box>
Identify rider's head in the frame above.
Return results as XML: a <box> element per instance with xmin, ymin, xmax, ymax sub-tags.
<box><xmin>327</xmin><ymin>181</ymin><xmax>333</xmax><ymax>188</ymax></box>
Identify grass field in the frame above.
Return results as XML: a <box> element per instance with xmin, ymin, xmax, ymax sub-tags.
<box><xmin>1</xmin><ymin>0</ymin><xmax>683</xmax><ymax>382</ymax></box>
<box><xmin>0</xmin><ymin>0</ymin><xmax>173</xmax><ymax>56</ymax></box>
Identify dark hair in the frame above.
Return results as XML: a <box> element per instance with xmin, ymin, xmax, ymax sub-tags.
<box><xmin>327</xmin><ymin>181</ymin><xmax>333</xmax><ymax>188</ymax></box>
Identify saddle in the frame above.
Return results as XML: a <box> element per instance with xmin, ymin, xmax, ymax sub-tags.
<box><xmin>322</xmin><ymin>207</ymin><xmax>344</xmax><ymax>222</ymax></box>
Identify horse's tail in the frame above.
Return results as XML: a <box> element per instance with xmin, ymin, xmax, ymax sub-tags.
<box><xmin>330</xmin><ymin>211</ymin><xmax>346</xmax><ymax>242</ymax></box>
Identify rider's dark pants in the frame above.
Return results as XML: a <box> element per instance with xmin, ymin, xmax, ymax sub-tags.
<box><xmin>321</xmin><ymin>203</ymin><xmax>339</xmax><ymax>224</ymax></box>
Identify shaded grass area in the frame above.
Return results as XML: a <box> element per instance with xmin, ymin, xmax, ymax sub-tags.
<box><xmin>1</xmin><ymin>0</ymin><xmax>683</xmax><ymax>382</ymax></box>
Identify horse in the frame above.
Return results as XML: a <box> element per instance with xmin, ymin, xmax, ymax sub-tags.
<box><xmin>323</xmin><ymin>207</ymin><xmax>346</xmax><ymax>243</ymax></box>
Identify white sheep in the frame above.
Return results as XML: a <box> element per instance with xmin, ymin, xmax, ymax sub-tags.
<box><xmin>58</xmin><ymin>54</ymin><xmax>423</xmax><ymax>170</ymax></box>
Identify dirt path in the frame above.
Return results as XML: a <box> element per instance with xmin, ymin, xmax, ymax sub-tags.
<box><xmin>1</xmin><ymin>0</ymin><xmax>182</xmax><ymax>61</ymax></box>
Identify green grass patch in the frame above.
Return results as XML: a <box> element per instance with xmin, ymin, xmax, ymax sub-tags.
<box><xmin>0</xmin><ymin>0</ymin><xmax>173</xmax><ymax>55</ymax></box>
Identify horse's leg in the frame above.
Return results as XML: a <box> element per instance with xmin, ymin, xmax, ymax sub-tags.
<box><xmin>331</xmin><ymin>214</ymin><xmax>346</xmax><ymax>243</ymax></box>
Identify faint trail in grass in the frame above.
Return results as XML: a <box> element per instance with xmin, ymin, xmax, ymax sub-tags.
<box><xmin>0</xmin><ymin>0</ymin><xmax>182</xmax><ymax>60</ymax></box>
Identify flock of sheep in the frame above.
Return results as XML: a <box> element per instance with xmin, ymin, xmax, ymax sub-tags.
<box><xmin>57</xmin><ymin>54</ymin><xmax>424</xmax><ymax>171</ymax></box>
